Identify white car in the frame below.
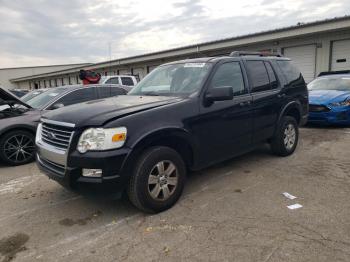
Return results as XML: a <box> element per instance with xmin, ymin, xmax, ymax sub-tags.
<box><xmin>99</xmin><ymin>75</ymin><xmax>138</xmax><ymax>91</ymax></box>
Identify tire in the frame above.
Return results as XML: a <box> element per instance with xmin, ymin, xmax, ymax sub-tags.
<box><xmin>271</xmin><ymin>116</ymin><xmax>299</xmax><ymax>157</ymax></box>
<box><xmin>0</xmin><ymin>130</ymin><xmax>35</xmax><ymax>166</ymax></box>
<box><xmin>127</xmin><ymin>146</ymin><xmax>186</xmax><ymax>213</ymax></box>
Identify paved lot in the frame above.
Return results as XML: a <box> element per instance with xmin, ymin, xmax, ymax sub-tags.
<box><xmin>0</xmin><ymin>127</ymin><xmax>350</xmax><ymax>262</ymax></box>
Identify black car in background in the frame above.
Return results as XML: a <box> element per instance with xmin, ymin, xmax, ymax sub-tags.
<box><xmin>36</xmin><ymin>51</ymin><xmax>308</xmax><ymax>213</ymax></box>
<box><xmin>0</xmin><ymin>84</ymin><xmax>127</xmax><ymax>166</ymax></box>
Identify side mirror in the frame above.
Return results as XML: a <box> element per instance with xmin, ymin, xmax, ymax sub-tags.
<box><xmin>51</xmin><ymin>103</ymin><xmax>64</xmax><ymax>110</ymax></box>
<box><xmin>204</xmin><ymin>86</ymin><xmax>233</xmax><ymax>106</ymax></box>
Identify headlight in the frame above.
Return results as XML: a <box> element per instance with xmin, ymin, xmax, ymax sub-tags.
<box><xmin>330</xmin><ymin>99</ymin><xmax>350</xmax><ymax>107</ymax></box>
<box><xmin>35</xmin><ymin>123</ymin><xmax>43</xmax><ymax>144</ymax></box>
<box><xmin>77</xmin><ymin>127</ymin><xmax>127</xmax><ymax>153</ymax></box>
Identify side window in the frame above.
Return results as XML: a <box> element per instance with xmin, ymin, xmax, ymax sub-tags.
<box><xmin>105</xmin><ymin>77</ymin><xmax>120</xmax><ymax>85</ymax></box>
<box><xmin>54</xmin><ymin>88</ymin><xmax>96</xmax><ymax>107</ymax></box>
<box><xmin>121</xmin><ymin>77</ymin><xmax>134</xmax><ymax>86</ymax></box>
<box><xmin>264</xmin><ymin>62</ymin><xmax>278</xmax><ymax>89</ymax></box>
<box><xmin>277</xmin><ymin>60</ymin><xmax>303</xmax><ymax>84</ymax></box>
<box><xmin>111</xmin><ymin>86</ymin><xmax>127</xmax><ymax>96</ymax></box>
<box><xmin>210</xmin><ymin>62</ymin><xmax>246</xmax><ymax>95</ymax></box>
<box><xmin>246</xmin><ymin>61</ymin><xmax>270</xmax><ymax>92</ymax></box>
<box><xmin>98</xmin><ymin>86</ymin><xmax>111</xmax><ymax>98</ymax></box>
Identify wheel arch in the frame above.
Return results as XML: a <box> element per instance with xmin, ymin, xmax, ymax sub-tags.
<box><xmin>122</xmin><ymin>127</ymin><xmax>195</xmax><ymax>178</ymax></box>
<box><xmin>0</xmin><ymin>125</ymin><xmax>36</xmax><ymax>139</ymax></box>
<box><xmin>278</xmin><ymin>101</ymin><xmax>302</xmax><ymax>125</ymax></box>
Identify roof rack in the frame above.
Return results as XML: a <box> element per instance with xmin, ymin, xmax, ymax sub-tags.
<box><xmin>229</xmin><ymin>51</ymin><xmax>283</xmax><ymax>57</ymax></box>
<box><xmin>318</xmin><ymin>70</ymin><xmax>350</xmax><ymax>77</ymax></box>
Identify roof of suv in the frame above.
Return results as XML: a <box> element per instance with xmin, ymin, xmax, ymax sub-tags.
<box><xmin>163</xmin><ymin>55</ymin><xmax>290</xmax><ymax>66</ymax></box>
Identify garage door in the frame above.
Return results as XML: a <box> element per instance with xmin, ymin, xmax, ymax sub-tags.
<box><xmin>283</xmin><ymin>45</ymin><xmax>316</xmax><ymax>83</ymax></box>
<box><xmin>331</xmin><ymin>39</ymin><xmax>350</xmax><ymax>71</ymax></box>
<box><xmin>118</xmin><ymin>69</ymin><xmax>129</xmax><ymax>75</ymax></box>
<box><xmin>133</xmin><ymin>68</ymin><xmax>145</xmax><ymax>80</ymax></box>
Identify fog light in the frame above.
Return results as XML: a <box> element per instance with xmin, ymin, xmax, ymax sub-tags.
<box><xmin>82</xmin><ymin>169</ymin><xmax>102</xmax><ymax>177</ymax></box>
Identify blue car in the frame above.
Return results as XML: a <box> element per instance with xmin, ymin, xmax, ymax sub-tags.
<box><xmin>308</xmin><ymin>73</ymin><xmax>350</xmax><ymax>125</ymax></box>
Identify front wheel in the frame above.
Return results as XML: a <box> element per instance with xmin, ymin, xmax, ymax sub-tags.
<box><xmin>271</xmin><ymin>116</ymin><xmax>299</xmax><ymax>156</ymax></box>
<box><xmin>0</xmin><ymin>130</ymin><xmax>36</xmax><ymax>166</ymax></box>
<box><xmin>127</xmin><ymin>146</ymin><xmax>186</xmax><ymax>213</ymax></box>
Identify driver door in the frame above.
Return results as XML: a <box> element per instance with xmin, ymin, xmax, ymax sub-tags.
<box><xmin>194</xmin><ymin>61</ymin><xmax>253</xmax><ymax>167</ymax></box>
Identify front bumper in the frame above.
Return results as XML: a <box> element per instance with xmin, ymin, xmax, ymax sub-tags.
<box><xmin>308</xmin><ymin>106</ymin><xmax>350</xmax><ymax>125</ymax></box>
<box><xmin>36</xmin><ymin>143</ymin><xmax>131</xmax><ymax>191</ymax></box>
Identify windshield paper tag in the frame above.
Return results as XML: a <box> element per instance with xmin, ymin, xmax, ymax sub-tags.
<box><xmin>184</xmin><ymin>63</ymin><xmax>206</xmax><ymax>68</ymax></box>
<box><xmin>48</xmin><ymin>93</ymin><xmax>59</xmax><ymax>97</ymax></box>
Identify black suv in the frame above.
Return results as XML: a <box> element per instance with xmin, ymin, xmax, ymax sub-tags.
<box><xmin>36</xmin><ymin>51</ymin><xmax>308</xmax><ymax>213</ymax></box>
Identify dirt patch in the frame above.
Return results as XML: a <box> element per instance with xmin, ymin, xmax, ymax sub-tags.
<box><xmin>0</xmin><ymin>233</ymin><xmax>29</xmax><ymax>262</ymax></box>
<box><xmin>59</xmin><ymin>211</ymin><xmax>102</xmax><ymax>227</ymax></box>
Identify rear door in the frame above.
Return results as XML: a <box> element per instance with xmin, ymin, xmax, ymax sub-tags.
<box><xmin>244</xmin><ymin>60</ymin><xmax>282</xmax><ymax>143</ymax></box>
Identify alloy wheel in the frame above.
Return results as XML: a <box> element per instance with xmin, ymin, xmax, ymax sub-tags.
<box><xmin>3</xmin><ymin>134</ymin><xmax>35</xmax><ymax>163</ymax></box>
<box><xmin>147</xmin><ymin>160</ymin><xmax>178</xmax><ymax>201</ymax></box>
<box><xmin>283</xmin><ymin>124</ymin><xmax>296</xmax><ymax>150</ymax></box>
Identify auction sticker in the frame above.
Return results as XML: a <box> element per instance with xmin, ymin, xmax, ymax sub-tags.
<box><xmin>184</xmin><ymin>63</ymin><xmax>206</xmax><ymax>68</ymax></box>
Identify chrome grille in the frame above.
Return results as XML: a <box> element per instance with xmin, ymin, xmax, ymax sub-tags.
<box><xmin>41</xmin><ymin>122</ymin><xmax>74</xmax><ymax>150</ymax></box>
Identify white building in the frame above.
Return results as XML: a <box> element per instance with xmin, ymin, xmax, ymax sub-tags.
<box><xmin>8</xmin><ymin>16</ymin><xmax>350</xmax><ymax>89</ymax></box>
<box><xmin>0</xmin><ymin>63</ymin><xmax>91</xmax><ymax>90</ymax></box>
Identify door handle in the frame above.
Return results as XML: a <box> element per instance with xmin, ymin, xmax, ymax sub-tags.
<box><xmin>277</xmin><ymin>94</ymin><xmax>286</xmax><ymax>98</ymax></box>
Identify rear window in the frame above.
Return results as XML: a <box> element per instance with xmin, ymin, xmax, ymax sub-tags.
<box><xmin>121</xmin><ymin>77</ymin><xmax>134</xmax><ymax>86</ymax></box>
<box><xmin>277</xmin><ymin>60</ymin><xmax>303</xmax><ymax>84</ymax></box>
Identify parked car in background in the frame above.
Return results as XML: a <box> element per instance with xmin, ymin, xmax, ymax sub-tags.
<box><xmin>308</xmin><ymin>71</ymin><xmax>350</xmax><ymax>125</ymax></box>
<box><xmin>0</xmin><ymin>84</ymin><xmax>127</xmax><ymax>166</ymax></box>
<box><xmin>99</xmin><ymin>75</ymin><xmax>138</xmax><ymax>91</ymax></box>
<box><xmin>9</xmin><ymin>89</ymin><xmax>29</xmax><ymax>97</ymax></box>
<box><xmin>36</xmin><ymin>51</ymin><xmax>308</xmax><ymax>213</ymax></box>
<box><xmin>21</xmin><ymin>89</ymin><xmax>49</xmax><ymax>103</ymax></box>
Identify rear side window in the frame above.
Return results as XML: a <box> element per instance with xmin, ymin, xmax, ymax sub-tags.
<box><xmin>121</xmin><ymin>77</ymin><xmax>134</xmax><ymax>86</ymax></box>
<box><xmin>210</xmin><ymin>62</ymin><xmax>246</xmax><ymax>95</ymax></box>
<box><xmin>246</xmin><ymin>61</ymin><xmax>270</xmax><ymax>92</ymax></box>
<box><xmin>264</xmin><ymin>62</ymin><xmax>278</xmax><ymax>89</ymax></box>
<box><xmin>54</xmin><ymin>88</ymin><xmax>96</xmax><ymax>107</ymax></box>
<box><xmin>98</xmin><ymin>86</ymin><xmax>111</xmax><ymax>98</ymax></box>
<box><xmin>277</xmin><ymin>60</ymin><xmax>303</xmax><ymax>84</ymax></box>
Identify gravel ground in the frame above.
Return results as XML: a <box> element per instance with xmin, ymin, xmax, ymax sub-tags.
<box><xmin>0</xmin><ymin>126</ymin><xmax>349</xmax><ymax>262</ymax></box>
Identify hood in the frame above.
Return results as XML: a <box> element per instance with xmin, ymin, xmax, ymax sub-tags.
<box><xmin>42</xmin><ymin>95</ymin><xmax>184</xmax><ymax>127</ymax></box>
<box><xmin>0</xmin><ymin>87</ymin><xmax>32</xmax><ymax>108</ymax></box>
<box><xmin>308</xmin><ymin>89</ymin><xmax>350</xmax><ymax>105</ymax></box>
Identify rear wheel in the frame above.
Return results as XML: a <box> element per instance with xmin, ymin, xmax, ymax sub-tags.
<box><xmin>271</xmin><ymin>116</ymin><xmax>299</xmax><ymax>156</ymax></box>
<box><xmin>127</xmin><ymin>146</ymin><xmax>186</xmax><ymax>213</ymax></box>
<box><xmin>0</xmin><ymin>130</ymin><xmax>35</xmax><ymax>166</ymax></box>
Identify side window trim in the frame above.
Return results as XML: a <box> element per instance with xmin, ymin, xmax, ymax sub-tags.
<box><xmin>264</xmin><ymin>61</ymin><xmax>280</xmax><ymax>90</ymax></box>
<box><xmin>244</xmin><ymin>59</ymin><xmax>282</xmax><ymax>94</ymax></box>
<box><xmin>210</xmin><ymin>61</ymin><xmax>248</xmax><ymax>96</ymax></box>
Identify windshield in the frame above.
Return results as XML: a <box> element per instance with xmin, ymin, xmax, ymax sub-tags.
<box><xmin>308</xmin><ymin>77</ymin><xmax>350</xmax><ymax>91</ymax></box>
<box><xmin>21</xmin><ymin>90</ymin><xmax>46</xmax><ymax>102</ymax></box>
<box><xmin>129</xmin><ymin>62</ymin><xmax>212</xmax><ymax>96</ymax></box>
<box><xmin>26</xmin><ymin>87</ymin><xmax>68</xmax><ymax>109</ymax></box>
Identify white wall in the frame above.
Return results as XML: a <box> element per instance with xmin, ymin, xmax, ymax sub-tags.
<box><xmin>0</xmin><ymin>64</ymin><xmax>89</xmax><ymax>90</ymax></box>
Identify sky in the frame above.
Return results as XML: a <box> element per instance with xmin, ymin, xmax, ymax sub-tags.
<box><xmin>0</xmin><ymin>0</ymin><xmax>349</xmax><ymax>68</ymax></box>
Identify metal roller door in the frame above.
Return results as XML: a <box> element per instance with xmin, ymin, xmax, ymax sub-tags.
<box><xmin>283</xmin><ymin>45</ymin><xmax>316</xmax><ymax>83</ymax></box>
<box><xmin>118</xmin><ymin>69</ymin><xmax>129</xmax><ymax>75</ymax></box>
<box><xmin>331</xmin><ymin>39</ymin><xmax>350</xmax><ymax>71</ymax></box>
<box><xmin>133</xmin><ymin>68</ymin><xmax>145</xmax><ymax>80</ymax></box>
